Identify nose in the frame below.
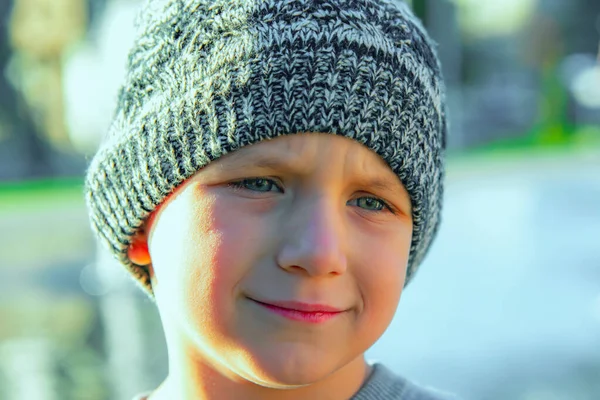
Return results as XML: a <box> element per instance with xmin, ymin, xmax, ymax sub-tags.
<box><xmin>276</xmin><ymin>196</ymin><xmax>348</xmax><ymax>277</ymax></box>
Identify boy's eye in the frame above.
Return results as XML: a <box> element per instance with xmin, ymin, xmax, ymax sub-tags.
<box><xmin>349</xmin><ymin>196</ymin><xmax>393</xmax><ymax>213</ymax></box>
<box><xmin>228</xmin><ymin>178</ymin><xmax>283</xmax><ymax>193</ymax></box>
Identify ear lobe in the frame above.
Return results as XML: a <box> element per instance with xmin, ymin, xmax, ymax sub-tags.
<box><xmin>128</xmin><ymin>233</ymin><xmax>152</xmax><ymax>266</ymax></box>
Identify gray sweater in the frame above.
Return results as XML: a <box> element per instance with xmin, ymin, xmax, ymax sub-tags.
<box><xmin>350</xmin><ymin>364</ymin><xmax>459</xmax><ymax>400</ymax></box>
<box><xmin>132</xmin><ymin>364</ymin><xmax>459</xmax><ymax>400</ymax></box>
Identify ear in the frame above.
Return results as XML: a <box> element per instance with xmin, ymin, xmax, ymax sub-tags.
<box><xmin>128</xmin><ymin>226</ymin><xmax>152</xmax><ymax>266</ymax></box>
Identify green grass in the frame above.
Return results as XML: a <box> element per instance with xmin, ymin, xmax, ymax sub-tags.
<box><xmin>0</xmin><ymin>177</ymin><xmax>85</xmax><ymax>213</ymax></box>
<box><xmin>449</xmin><ymin>123</ymin><xmax>600</xmax><ymax>161</ymax></box>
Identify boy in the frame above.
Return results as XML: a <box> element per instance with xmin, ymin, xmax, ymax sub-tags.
<box><xmin>85</xmin><ymin>0</ymin><xmax>456</xmax><ymax>399</ymax></box>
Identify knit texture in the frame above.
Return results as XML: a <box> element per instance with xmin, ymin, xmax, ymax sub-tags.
<box><xmin>351</xmin><ymin>364</ymin><xmax>460</xmax><ymax>400</ymax></box>
<box><xmin>85</xmin><ymin>0</ymin><xmax>448</xmax><ymax>297</ymax></box>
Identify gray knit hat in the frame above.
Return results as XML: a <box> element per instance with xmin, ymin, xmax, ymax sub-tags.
<box><xmin>85</xmin><ymin>0</ymin><xmax>447</xmax><ymax>297</ymax></box>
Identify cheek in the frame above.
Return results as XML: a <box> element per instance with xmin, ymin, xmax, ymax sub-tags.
<box><xmin>149</xmin><ymin>190</ymin><xmax>221</xmax><ymax>325</ymax></box>
<box><xmin>198</xmin><ymin>200</ymin><xmax>269</xmax><ymax>310</ymax></box>
<box><xmin>149</xmin><ymin>187</ymin><xmax>268</xmax><ymax>334</ymax></box>
<box><xmin>352</xmin><ymin>226</ymin><xmax>412</xmax><ymax>340</ymax></box>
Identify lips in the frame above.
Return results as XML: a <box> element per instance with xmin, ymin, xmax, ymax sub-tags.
<box><xmin>253</xmin><ymin>299</ymin><xmax>344</xmax><ymax>313</ymax></box>
<box><xmin>248</xmin><ymin>298</ymin><xmax>347</xmax><ymax>324</ymax></box>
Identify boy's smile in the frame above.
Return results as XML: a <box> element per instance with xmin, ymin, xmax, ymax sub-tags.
<box><xmin>128</xmin><ymin>133</ymin><xmax>413</xmax><ymax>398</ymax></box>
<box><xmin>245</xmin><ymin>297</ymin><xmax>349</xmax><ymax>324</ymax></box>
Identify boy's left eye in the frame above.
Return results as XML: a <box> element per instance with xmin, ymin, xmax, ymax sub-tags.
<box><xmin>349</xmin><ymin>196</ymin><xmax>393</xmax><ymax>213</ymax></box>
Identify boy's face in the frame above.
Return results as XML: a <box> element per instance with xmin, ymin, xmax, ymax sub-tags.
<box><xmin>131</xmin><ymin>133</ymin><xmax>413</xmax><ymax>387</ymax></box>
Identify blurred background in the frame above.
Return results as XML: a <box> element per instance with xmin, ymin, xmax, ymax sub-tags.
<box><xmin>0</xmin><ymin>0</ymin><xmax>599</xmax><ymax>399</ymax></box>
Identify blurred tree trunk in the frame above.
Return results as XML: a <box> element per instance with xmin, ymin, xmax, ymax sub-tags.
<box><xmin>410</xmin><ymin>0</ymin><xmax>465</xmax><ymax>148</ymax></box>
<box><xmin>0</xmin><ymin>0</ymin><xmax>54</xmax><ymax>179</ymax></box>
<box><xmin>8</xmin><ymin>0</ymin><xmax>87</xmax><ymax>148</ymax></box>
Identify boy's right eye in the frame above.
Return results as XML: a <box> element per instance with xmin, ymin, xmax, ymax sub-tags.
<box><xmin>227</xmin><ymin>178</ymin><xmax>284</xmax><ymax>193</ymax></box>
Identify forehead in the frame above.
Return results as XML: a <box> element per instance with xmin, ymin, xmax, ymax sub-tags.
<box><xmin>216</xmin><ymin>133</ymin><xmax>392</xmax><ymax>173</ymax></box>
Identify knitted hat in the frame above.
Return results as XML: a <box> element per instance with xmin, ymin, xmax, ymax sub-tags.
<box><xmin>85</xmin><ymin>0</ymin><xmax>447</xmax><ymax>297</ymax></box>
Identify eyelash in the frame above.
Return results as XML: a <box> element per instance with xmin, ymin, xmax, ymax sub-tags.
<box><xmin>227</xmin><ymin>178</ymin><xmax>396</xmax><ymax>214</ymax></box>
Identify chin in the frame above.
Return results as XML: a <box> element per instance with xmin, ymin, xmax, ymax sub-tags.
<box><xmin>238</xmin><ymin>345</ymin><xmax>339</xmax><ymax>388</ymax></box>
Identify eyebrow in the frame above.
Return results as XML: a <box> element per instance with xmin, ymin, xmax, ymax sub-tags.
<box><xmin>356</xmin><ymin>175</ymin><xmax>405</xmax><ymax>194</ymax></box>
<box><xmin>218</xmin><ymin>152</ymin><xmax>303</xmax><ymax>173</ymax></box>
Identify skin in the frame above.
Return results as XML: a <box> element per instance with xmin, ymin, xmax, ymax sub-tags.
<box><xmin>128</xmin><ymin>133</ymin><xmax>414</xmax><ymax>400</ymax></box>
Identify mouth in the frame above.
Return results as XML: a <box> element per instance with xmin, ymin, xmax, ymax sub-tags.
<box><xmin>248</xmin><ymin>298</ymin><xmax>346</xmax><ymax>324</ymax></box>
